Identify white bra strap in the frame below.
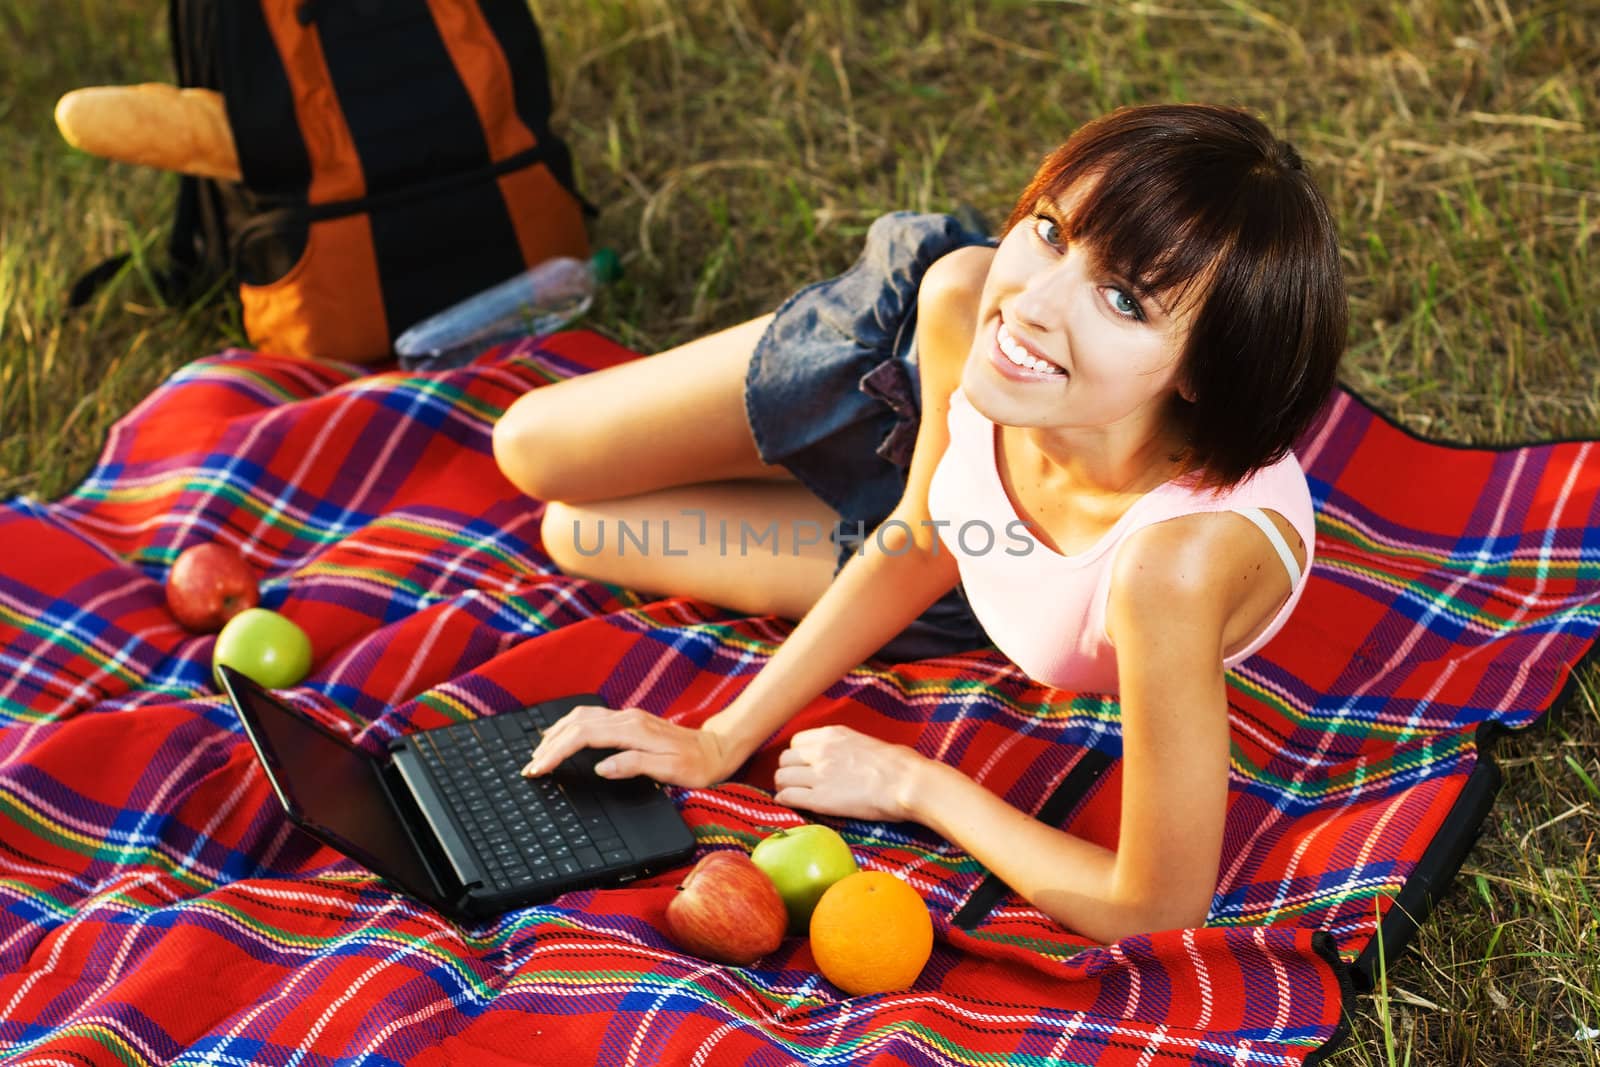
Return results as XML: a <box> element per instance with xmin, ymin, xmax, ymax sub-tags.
<box><xmin>1238</xmin><ymin>508</ymin><xmax>1302</xmax><ymax>588</ymax></box>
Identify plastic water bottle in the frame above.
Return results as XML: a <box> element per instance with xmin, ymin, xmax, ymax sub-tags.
<box><xmin>394</xmin><ymin>248</ymin><xmax>621</xmax><ymax>368</ymax></box>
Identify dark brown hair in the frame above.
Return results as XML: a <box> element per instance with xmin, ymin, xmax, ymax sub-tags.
<box><xmin>1002</xmin><ymin>103</ymin><xmax>1346</xmax><ymax>487</ymax></box>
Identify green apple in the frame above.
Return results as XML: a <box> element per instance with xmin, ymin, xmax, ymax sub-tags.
<box><xmin>749</xmin><ymin>824</ymin><xmax>860</xmax><ymax>934</ymax></box>
<box><xmin>212</xmin><ymin>607</ymin><xmax>313</xmax><ymax>689</ymax></box>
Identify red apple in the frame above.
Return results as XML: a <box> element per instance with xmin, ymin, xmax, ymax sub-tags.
<box><xmin>166</xmin><ymin>543</ymin><xmax>260</xmax><ymax>633</ymax></box>
<box><xmin>664</xmin><ymin>850</ymin><xmax>787</xmax><ymax>966</ymax></box>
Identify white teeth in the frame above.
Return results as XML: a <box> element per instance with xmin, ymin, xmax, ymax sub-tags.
<box><xmin>998</xmin><ymin>324</ymin><xmax>1064</xmax><ymax>375</ymax></box>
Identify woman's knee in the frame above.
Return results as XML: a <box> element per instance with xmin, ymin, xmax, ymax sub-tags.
<box><xmin>493</xmin><ymin>393</ymin><xmax>546</xmax><ymax>498</ymax></box>
<box><xmin>494</xmin><ymin>392</ymin><xmax>593</xmax><ymax>501</ymax></box>
<box><xmin>540</xmin><ymin>498</ymin><xmax>675</xmax><ymax>588</ymax></box>
<box><xmin>538</xmin><ymin>500</ymin><xmax>590</xmax><ymax>576</ymax></box>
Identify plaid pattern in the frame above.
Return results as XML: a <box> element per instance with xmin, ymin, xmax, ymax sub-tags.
<box><xmin>1</xmin><ymin>330</ymin><xmax>1595</xmax><ymax>1065</ymax></box>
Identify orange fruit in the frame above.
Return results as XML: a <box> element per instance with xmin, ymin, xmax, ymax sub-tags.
<box><xmin>808</xmin><ymin>870</ymin><xmax>933</xmax><ymax>996</ymax></box>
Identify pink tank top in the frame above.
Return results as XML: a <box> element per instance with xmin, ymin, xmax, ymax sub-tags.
<box><xmin>926</xmin><ymin>387</ymin><xmax>1316</xmax><ymax>694</ymax></box>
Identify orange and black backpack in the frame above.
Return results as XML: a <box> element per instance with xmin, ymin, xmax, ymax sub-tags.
<box><xmin>76</xmin><ymin>0</ymin><xmax>594</xmax><ymax>364</ymax></box>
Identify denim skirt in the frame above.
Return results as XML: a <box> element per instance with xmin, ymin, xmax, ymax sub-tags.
<box><xmin>743</xmin><ymin>211</ymin><xmax>997</xmax><ymax>663</ymax></box>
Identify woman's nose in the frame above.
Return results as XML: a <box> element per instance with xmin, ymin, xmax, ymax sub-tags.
<box><xmin>1010</xmin><ymin>262</ymin><xmax>1068</xmax><ymax>333</ymax></box>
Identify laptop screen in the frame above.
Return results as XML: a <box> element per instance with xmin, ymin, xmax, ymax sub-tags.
<box><xmin>225</xmin><ymin>672</ymin><xmax>441</xmax><ymax>902</ymax></box>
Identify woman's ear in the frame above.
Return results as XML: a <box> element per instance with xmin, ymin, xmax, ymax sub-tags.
<box><xmin>1177</xmin><ymin>377</ymin><xmax>1198</xmax><ymax>404</ymax></box>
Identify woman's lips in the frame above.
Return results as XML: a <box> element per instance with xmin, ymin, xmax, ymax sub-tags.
<box><xmin>990</xmin><ymin>320</ymin><xmax>1067</xmax><ymax>382</ymax></box>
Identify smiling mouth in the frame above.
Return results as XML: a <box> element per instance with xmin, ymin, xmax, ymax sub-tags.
<box><xmin>996</xmin><ymin>322</ymin><xmax>1066</xmax><ymax>376</ymax></box>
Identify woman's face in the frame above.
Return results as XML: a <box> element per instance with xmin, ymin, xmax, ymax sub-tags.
<box><xmin>958</xmin><ymin>180</ymin><xmax>1202</xmax><ymax>444</ymax></box>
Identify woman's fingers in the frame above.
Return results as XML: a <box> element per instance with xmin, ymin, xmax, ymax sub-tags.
<box><xmin>589</xmin><ymin>747</ymin><xmax>696</xmax><ymax>786</ymax></box>
<box><xmin>773</xmin><ymin>747</ymin><xmax>821</xmax><ymax>809</ymax></box>
<box><xmin>522</xmin><ymin>705</ymin><xmax>655</xmax><ymax>776</ymax></box>
<box><xmin>771</xmin><ymin>727</ymin><xmax>915</xmax><ymax>821</ymax></box>
<box><xmin>522</xmin><ymin>704</ymin><xmax>601</xmax><ymax>771</ymax></box>
<box><xmin>773</xmin><ymin>784</ymin><xmax>827</xmax><ymax>812</ymax></box>
<box><xmin>772</xmin><ymin>763</ymin><xmax>819</xmax><ymax>791</ymax></box>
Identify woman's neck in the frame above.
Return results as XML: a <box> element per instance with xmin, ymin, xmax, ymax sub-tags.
<box><xmin>1013</xmin><ymin>420</ymin><xmax>1189</xmax><ymax>500</ymax></box>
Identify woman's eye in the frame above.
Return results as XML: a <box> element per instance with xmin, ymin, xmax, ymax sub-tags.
<box><xmin>1106</xmin><ymin>287</ymin><xmax>1144</xmax><ymax>321</ymax></box>
<box><xmin>1031</xmin><ymin>214</ymin><xmax>1062</xmax><ymax>247</ymax></box>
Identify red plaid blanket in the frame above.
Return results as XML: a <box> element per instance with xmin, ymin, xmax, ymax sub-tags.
<box><xmin>1</xmin><ymin>331</ymin><xmax>1595</xmax><ymax>1064</ymax></box>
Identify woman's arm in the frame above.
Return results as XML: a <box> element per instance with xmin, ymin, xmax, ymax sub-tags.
<box><xmin>775</xmin><ymin>518</ymin><xmax>1239</xmax><ymax>944</ymax></box>
<box><xmin>699</xmin><ymin>247</ymin><xmax>991</xmax><ymax>767</ymax></box>
<box><xmin>524</xmin><ymin>247</ymin><xmax>991</xmax><ymax>786</ymax></box>
<box><xmin>923</xmin><ymin>530</ymin><xmax>1231</xmax><ymax>942</ymax></box>
<box><xmin>521</xmin><ymin>518</ymin><xmax>962</xmax><ymax>785</ymax></box>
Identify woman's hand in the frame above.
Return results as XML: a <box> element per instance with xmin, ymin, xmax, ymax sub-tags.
<box><xmin>772</xmin><ymin>724</ymin><xmax>925</xmax><ymax>822</ymax></box>
<box><xmin>520</xmin><ymin>705</ymin><xmax>732</xmax><ymax>789</ymax></box>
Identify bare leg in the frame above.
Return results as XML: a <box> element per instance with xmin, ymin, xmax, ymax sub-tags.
<box><xmin>497</xmin><ymin>314</ymin><xmax>844</xmax><ymax>615</ymax></box>
<box><xmin>542</xmin><ymin>480</ymin><xmax>841</xmax><ymax>621</ymax></box>
<box><xmin>492</xmin><ymin>314</ymin><xmax>793</xmax><ymax>503</ymax></box>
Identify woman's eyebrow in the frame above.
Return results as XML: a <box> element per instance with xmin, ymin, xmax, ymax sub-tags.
<box><xmin>1042</xmin><ymin>189</ymin><xmax>1179</xmax><ymax>319</ymax></box>
<box><xmin>1137</xmin><ymin>286</ymin><xmax>1171</xmax><ymax>317</ymax></box>
<box><xmin>1123</xmin><ymin>264</ymin><xmax>1186</xmax><ymax>319</ymax></box>
<box><xmin>1103</xmin><ymin>265</ymin><xmax>1171</xmax><ymax>318</ymax></box>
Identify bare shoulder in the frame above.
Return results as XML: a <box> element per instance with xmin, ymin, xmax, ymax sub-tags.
<box><xmin>920</xmin><ymin>247</ymin><xmax>993</xmax><ymax>326</ymax></box>
<box><xmin>1111</xmin><ymin>514</ymin><xmax>1241</xmax><ymax>613</ymax></box>
<box><xmin>889</xmin><ymin>245</ymin><xmax>993</xmax><ymax>544</ymax></box>
<box><xmin>923</xmin><ymin>243</ymin><xmax>994</xmax><ymax>295</ymax></box>
<box><xmin>1106</xmin><ymin>509</ymin><xmax>1299</xmax><ymax>651</ymax></box>
<box><xmin>915</xmin><ymin>245</ymin><xmax>993</xmax><ymax>401</ymax></box>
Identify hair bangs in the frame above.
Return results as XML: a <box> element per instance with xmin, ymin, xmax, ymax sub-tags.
<box><xmin>1007</xmin><ymin>134</ymin><xmax>1245</xmax><ymax>318</ymax></box>
<box><xmin>1063</xmin><ymin>168</ymin><xmax>1232</xmax><ymax>318</ymax></box>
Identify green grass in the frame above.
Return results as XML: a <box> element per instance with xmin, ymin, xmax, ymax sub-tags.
<box><xmin>3</xmin><ymin>0</ymin><xmax>1599</xmax><ymax>1062</ymax></box>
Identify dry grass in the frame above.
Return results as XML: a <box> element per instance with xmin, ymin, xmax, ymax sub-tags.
<box><xmin>2</xmin><ymin>0</ymin><xmax>1598</xmax><ymax>1061</ymax></box>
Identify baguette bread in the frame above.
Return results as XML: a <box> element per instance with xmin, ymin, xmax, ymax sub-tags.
<box><xmin>55</xmin><ymin>83</ymin><xmax>241</xmax><ymax>182</ymax></box>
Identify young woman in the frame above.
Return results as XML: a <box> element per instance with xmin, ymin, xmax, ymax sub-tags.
<box><xmin>492</xmin><ymin>103</ymin><xmax>1346</xmax><ymax>943</ymax></box>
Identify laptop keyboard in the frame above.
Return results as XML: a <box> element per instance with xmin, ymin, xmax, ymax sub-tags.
<box><xmin>413</xmin><ymin>713</ymin><xmax>634</xmax><ymax>892</ymax></box>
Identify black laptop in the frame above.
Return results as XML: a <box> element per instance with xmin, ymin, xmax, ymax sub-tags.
<box><xmin>218</xmin><ymin>665</ymin><xmax>697</xmax><ymax>920</ymax></box>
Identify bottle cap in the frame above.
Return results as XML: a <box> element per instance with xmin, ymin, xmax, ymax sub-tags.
<box><xmin>588</xmin><ymin>247</ymin><xmax>622</xmax><ymax>284</ymax></box>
